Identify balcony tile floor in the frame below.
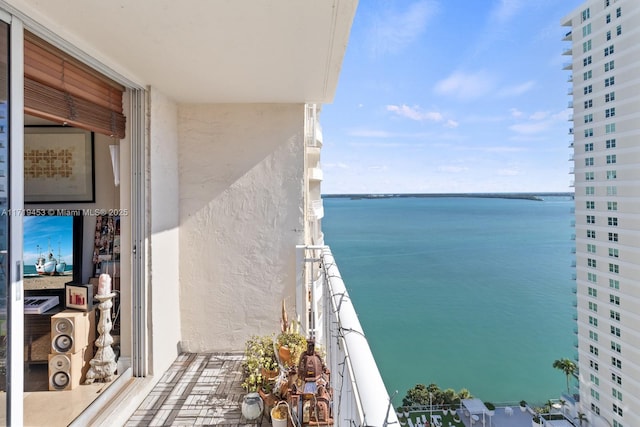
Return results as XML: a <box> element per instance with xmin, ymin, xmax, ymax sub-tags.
<box><xmin>125</xmin><ymin>352</ymin><xmax>270</xmax><ymax>427</ymax></box>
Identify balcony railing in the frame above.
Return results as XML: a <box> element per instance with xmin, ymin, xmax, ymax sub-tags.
<box><xmin>297</xmin><ymin>246</ymin><xmax>399</xmax><ymax>427</ymax></box>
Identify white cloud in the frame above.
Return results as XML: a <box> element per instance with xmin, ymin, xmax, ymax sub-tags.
<box><xmin>498</xmin><ymin>81</ymin><xmax>536</xmax><ymax>97</ymax></box>
<box><xmin>348</xmin><ymin>129</ymin><xmax>394</xmax><ymax>138</ymax></box>
<box><xmin>509</xmin><ymin>121</ymin><xmax>552</xmax><ymax>134</ymax></box>
<box><xmin>386</xmin><ymin>104</ymin><xmax>444</xmax><ymax>122</ymax></box>
<box><xmin>368</xmin><ymin>1</ymin><xmax>437</xmax><ymax>56</ymax></box>
<box><xmin>496</xmin><ymin>168</ymin><xmax>521</xmax><ymax>176</ymax></box>
<box><xmin>324</xmin><ymin>162</ymin><xmax>349</xmax><ymax>170</ymax></box>
<box><xmin>434</xmin><ymin>71</ymin><xmax>494</xmax><ymax>100</ymax></box>
<box><xmin>490</xmin><ymin>0</ymin><xmax>524</xmax><ymax>24</ymax></box>
<box><xmin>437</xmin><ymin>165</ymin><xmax>468</xmax><ymax>173</ymax></box>
<box><xmin>444</xmin><ymin>119</ymin><xmax>459</xmax><ymax>129</ymax></box>
<box><xmin>510</xmin><ymin>108</ymin><xmax>524</xmax><ymax>118</ymax></box>
<box><xmin>529</xmin><ymin>111</ymin><xmax>549</xmax><ymax>120</ymax></box>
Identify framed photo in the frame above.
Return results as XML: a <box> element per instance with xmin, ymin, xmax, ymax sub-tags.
<box><xmin>64</xmin><ymin>282</ymin><xmax>94</xmax><ymax>311</ymax></box>
<box><xmin>24</xmin><ymin>126</ymin><xmax>95</xmax><ymax>203</ymax></box>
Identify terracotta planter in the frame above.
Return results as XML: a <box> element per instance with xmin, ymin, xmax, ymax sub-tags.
<box><xmin>258</xmin><ymin>388</ymin><xmax>278</xmax><ymax>414</ymax></box>
<box><xmin>261</xmin><ymin>367</ymin><xmax>279</xmax><ymax>381</ymax></box>
<box><xmin>278</xmin><ymin>346</ymin><xmax>292</xmax><ymax>365</ymax></box>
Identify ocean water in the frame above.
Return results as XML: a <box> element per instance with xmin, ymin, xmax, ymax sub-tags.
<box><xmin>322</xmin><ymin>196</ymin><xmax>575</xmax><ymax>405</ymax></box>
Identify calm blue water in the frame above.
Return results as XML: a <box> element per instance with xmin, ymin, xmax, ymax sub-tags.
<box><xmin>322</xmin><ymin>196</ymin><xmax>575</xmax><ymax>405</ymax></box>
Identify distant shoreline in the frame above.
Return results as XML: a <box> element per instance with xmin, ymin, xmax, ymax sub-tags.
<box><xmin>322</xmin><ymin>192</ymin><xmax>573</xmax><ymax>201</ymax></box>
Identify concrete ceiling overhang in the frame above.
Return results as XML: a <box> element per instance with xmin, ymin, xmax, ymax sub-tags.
<box><xmin>5</xmin><ymin>0</ymin><xmax>358</xmax><ymax>103</ymax></box>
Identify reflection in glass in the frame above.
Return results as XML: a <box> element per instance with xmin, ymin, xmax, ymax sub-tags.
<box><xmin>0</xmin><ymin>20</ymin><xmax>9</xmax><ymax>403</ymax></box>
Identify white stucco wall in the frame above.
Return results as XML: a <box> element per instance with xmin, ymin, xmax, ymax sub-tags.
<box><xmin>178</xmin><ymin>104</ymin><xmax>305</xmax><ymax>351</ymax></box>
<box><xmin>148</xmin><ymin>88</ymin><xmax>182</xmax><ymax>373</ymax></box>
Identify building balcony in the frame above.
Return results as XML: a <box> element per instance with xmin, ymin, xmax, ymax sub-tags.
<box><xmin>562</xmin><ymin>47</ymin><xmax>573</xmax><ymax>56</ymax></box>
<box><xmin>563</xmin><ymin>62</ymin><xmax>573</xmax><ymax>70</ymax></box>
<box><xmin>563</xmin><ymin>31</ymin><xmax>572</xmax><ymax>41</ymax></box>
<box><xmin>309</xmin><ymin>165</ymin><xmax>323</xmax><ymax>182</ymax></box>
<box><xmin>568</xmin><ymin>101</ymin><xmax>573</xmax><ymax>108</ymax></box>
<box><xmin>125</xmin><ymin>246</ymin><xmax>399</xmax><ymax>426</ymax></box>
<box><xmin>308</xmin><ymin>198</ymin><xmax>324</xmax><ymax>220</ymax></box>
<box><xmin>567</xmin><ymin>87</ymin><xmax>573</xmax><ymax>95</ymax></box>
<box><xmin>568</xmin><ymin>128</ymin><xmax>573</xmax><ymax>135</ymax></box>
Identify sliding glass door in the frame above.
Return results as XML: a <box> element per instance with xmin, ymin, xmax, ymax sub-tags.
<box><xmin>0</xmin><ymin>17</ymin><xmax>8</xmax><ymax>426</ymax></box>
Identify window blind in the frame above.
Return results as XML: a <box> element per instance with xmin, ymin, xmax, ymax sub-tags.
<box><xmin>24</xmin><ymin>31</ymin><xmax>126</xmax><ymax>138</ymax></box>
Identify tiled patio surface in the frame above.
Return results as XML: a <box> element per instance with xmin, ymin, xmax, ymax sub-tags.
<box><xmin>125</xmin><ymin>352</ymin><xmax>270</xmax><ymax>427</ymax></box>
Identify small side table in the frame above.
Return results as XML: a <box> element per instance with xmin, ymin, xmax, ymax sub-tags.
<box><xmin>85</xmin><ymin>293</ymin><xmax>117</xmax><ymax>384</ymax></box>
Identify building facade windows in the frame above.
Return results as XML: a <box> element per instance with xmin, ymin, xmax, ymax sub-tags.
<box><xmin>607</xmin><ymin>186</ymin><xmax>617</xmax><ymax>195</ymax></box>
<box><xmin>585</xmin><ymin>113</ymin><xmax>593</xmax><ymax>122</ymax></box>
<box><xmin>586</xmin><ymin>157</ymin><xmax>594</xmax><ymax>166</ymax></box>
<box><xmin>586</xmin><ymin>171</ymin><xmax>595</xmax><ymax>180</ymax></box>
<box><xmin>605</xmin><ymin>60</ymin><xmax>614</xmax><ymax>71</ymax></box>
<box><xmin>610</xmin><ymin>294</ymin><xmax>620</xmax><ymax>305</ymax></box>
<box><xmin>606</xmin><ymin>138</ymin><xmax>616</xmax><ymax>148</ymax></box>
<box><xmin>605</xmin><ymin>108</ymin><xmax>616</xmax><ymax>118</ymax></box>
<box><xmin>586</xmin><ymin>186</ymin><xmax>595</xmax><ymax>195</ymax></box>
<box><xmin>587</xmin><ymin>201</ymin><xmax>595</xmax><ymax>209</ymax></box>
<box><xmin>609</xmin><ymin>247</ymin><xmax>619</xmax><ymax>257</ymax></box>
<box><xmin>585</xmin><ymin>98</ymin><xmax>593</xmax><ymax>108</ymax></box>
<box><xmin>605</xmin><ymin>92</ymin><xmax>615</xmax><ymax>102</ymax></box>
<box><xmin>608</xmin><ymin>217</ymin><xmax>618</xmax><ymax>226</ymax></box>
<box><xmin>604</xmin><ymin>45</ymin><xmax>614</xmax><ymax>56</ymax></box>
<box><xmin>587</xmin><ymin>229</ymin><xmax>596</xmax><ymax>238</ymax></box>
<box><xmin>587</xmin><ymin>215</ymin><xmax>596</xmax><ymax>224</ymax></box>
<box><xmin>605</xmin><ymin>123</ymin><xmax>616</xmax><ymax>133</ymax></box>
<box><xmin>608</xmin><ymin>232</ymin><xmax>618</xmax><ymax>242</ymax></box>
<box><xmin>585</xmin><ymin>128</ymin><xmax>594</xmax><ymax>137</ymax></box>
<box><xmin>609</xmin><ymin>263</ymin><xmax>619</xmax><ymax>273</ymax></box>
<box><xmin>584</xmin><ymin>84</ymin><xmax>593</xmax><ymax>94</ymax></box>
<box><xmin>607</xmin><ymin>201</ymin><xmax>618</xmax><ymax>211</ymax></box>
<box><xmin>584</xmin><ymin>70</ymin><xmax>593</xmax><ymax>81</ymax></box>
<box><xmin>605</xmin><ymin>76</ymin><xmax>615</xmax><ymax>86</ymax></box>
<box><xmin>606</xmin><ymin>154</ymin><xmax>616</xmax><ymax>163</ymax></box>
<box><xmin>610</xmin><ymin>279</ymin><xmax>619</xmax><ymax>289</ymax></box>
<box><xmin>585</xmin><ymin>142</ymin><xmax>594</xmax><ymax>151</ymax></box>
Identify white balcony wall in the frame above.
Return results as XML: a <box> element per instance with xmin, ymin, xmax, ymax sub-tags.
<box><xmin>148</xmin><ymin>87</ymin><xmax>182</xmax><ymax>375</ymax></box>
<box><xmin>178</xmin><ymin>104</ymin><xmax>305</xmax><ymax>351</ymax></box>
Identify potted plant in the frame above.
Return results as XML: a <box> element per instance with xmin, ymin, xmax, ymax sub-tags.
<box><xmin>242</xmin><ymin>334</ymin><xmax>279</xmax><ymax>393</ymax></box>
<box><xmin>520</xmin><ymin>400</ymin><xmax>527</xmax><ymax>412</ymax></box>
<box><xmin>277</xmin><ymin>301</ymin><xmax>307</xmax><ymax>368</ymax></box>
<box><xmin>271</xmin><ymin>401</ymin><xmax>289</xmax><ymax>427</ymax></box>
<box><xmin>532</xmin><ymin>414</ymin><xmax>542</xmax><ymax>426</ymax></box>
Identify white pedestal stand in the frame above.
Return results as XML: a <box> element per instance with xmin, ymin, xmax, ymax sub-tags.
<box><xmin>85</xmin><ymin>293</ymin><xmax>117</xmax><ymax>384</ymax></box>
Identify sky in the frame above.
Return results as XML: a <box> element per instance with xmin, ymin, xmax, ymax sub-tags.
<box><xmin>320</xmin><ymin>0</ymin><xmax>585</xmax><ymax>194</ymax></box>
<box><xmin>23</xmin><ymin>215</ymin><xmax>73</xmax><ymax>266</ymax></box>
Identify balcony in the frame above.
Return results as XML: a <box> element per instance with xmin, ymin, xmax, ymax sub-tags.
<box><xmin>309</xmin><ymin>198</ymin><xmax>324</xmax><ymax>220</ymax></box>
<box><xmin>567</xmin><ymin>87</ymin><xmax>573</xmax><ymax>95</ymax></box>
<box><xmin>563</xmin><ymin>62</ymin><xmax>573</xmax><ymax>70</ymax></box>
<box><xmin>562</xmin><ymin>47</ymin><xmax>573</xmax><ymax>56</ymax></box>
<box><xmin>563</xmin><ymin>31</ymin><xmax>573</xmax><ymax>41</ymax></box>
<box><xmin>568</xmin><ymin>101</ymin><xmax>573</xmax><ymax>108</ymax></box>
<box><xmin>309</xmin><ymin>165</ymin><xmax>323</xmax><ymax>182</ymax></box>
<box><xmin>125</xmin><ymin>246</ymin><xmax>399</xmax><ymax>426</ymax></box>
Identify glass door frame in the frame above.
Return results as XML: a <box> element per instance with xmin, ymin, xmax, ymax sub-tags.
<box><xmin>5</xmin><ymin>11</ymin><xmax>24</xmax><ymax>427</ymax></box>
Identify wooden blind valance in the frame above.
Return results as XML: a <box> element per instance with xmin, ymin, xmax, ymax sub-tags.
<box><xmin>24</xmin><ymin>31</ymin><xmax>126</xmax><ymax>139</ymax></box>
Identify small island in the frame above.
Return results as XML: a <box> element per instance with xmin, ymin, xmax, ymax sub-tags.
<box><xmin>323</xmin><ymin>192</ymin><xmax>573</xmax><ymax>201</ymax></box>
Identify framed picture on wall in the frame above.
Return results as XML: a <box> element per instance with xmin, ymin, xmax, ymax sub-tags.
<box><xmin>24</xmin><ymin>126</ymin><xmax>95</xmax><ymax>203</ymax></box>
<box><xmin>64</xmin><ymin>282</ymin><xmax>94</xmax><ymax>311</ymax></box>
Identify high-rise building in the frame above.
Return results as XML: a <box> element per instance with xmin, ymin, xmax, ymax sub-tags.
<box><xmin>562</xmin><ymin>1</ymin><xmax>640</xmax><ymax>426</ymax></box>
